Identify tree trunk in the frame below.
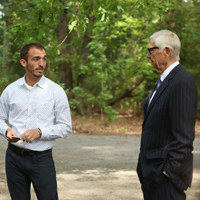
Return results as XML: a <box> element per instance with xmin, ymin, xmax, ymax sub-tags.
<box><xmin>2</xmin><ymin>1</ymin><xmax>12</xmax><ymax>74</ymax></box>
<box><xmin>76</xmin><ymin>3</ymin><xmax>94</xmax><ymax>115</ymax></box>
<box><xmin>77</xmin><ymin>3</ymin><xmax>94</xmax><ymax>86</ymax></box>
<box><xmin>56</xmin><ymin>8</ymin><xmax>73</xmax><ymax>90</ymax></box>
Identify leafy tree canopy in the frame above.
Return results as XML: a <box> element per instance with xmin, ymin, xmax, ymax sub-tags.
<box><xmin>0</xmin><ymin>0</ymin><xmax>200</xmax><ymax>122</ymax></box>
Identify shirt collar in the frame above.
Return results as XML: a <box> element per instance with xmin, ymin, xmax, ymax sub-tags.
<box><xmin>160</xmin><ymin>61</ymin><xmax>179</xmax><ymax>82</ymax></box>
<box><xmin>35</xmin><ymin>75</ymin><xmax>46</xmax><ymax>88</ymax></box>
<box><xmin>19</xmin><ymin>75</ymin><xmax>46</xmax><ymax>89</ymax></box>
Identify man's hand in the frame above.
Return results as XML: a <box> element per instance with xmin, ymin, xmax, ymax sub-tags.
<box><xmin>6</xmin><ymin>128</ymin><xmax>21</xmax><ymax>143</ymax></box>
<box><xmin>20</xmin><ymin>129</ymin><xmax>41</xmax><ymax>143</ymax></box>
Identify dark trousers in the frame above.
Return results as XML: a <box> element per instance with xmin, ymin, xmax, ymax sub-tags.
<box><xmin>6</xmin><ymin>147</ymin><xmax>58</xmax><ymax>200</ymax></box>
<box><xmin>141</xmin><ymin>175</ymin><xmax>186</xmax><ymax>200</ymax></box>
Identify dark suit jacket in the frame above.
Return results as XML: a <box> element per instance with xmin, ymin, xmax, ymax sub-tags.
<box><xmin>137</xmin><ymin>64</ymin><xmax>198</xmax><ymax>192</ymax></box>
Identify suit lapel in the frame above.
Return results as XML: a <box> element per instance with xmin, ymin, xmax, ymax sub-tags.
<box><xmin>143</xmin><ymin>64</ymin><xmax>182</xmax><ymax>126</ymax></box>
<box><xmin>144</xmin><ymin>85</ymin><xmax>156</xmax><ymax>116</ymax></box>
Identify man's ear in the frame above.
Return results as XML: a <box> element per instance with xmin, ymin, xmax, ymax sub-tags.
<box><xmin>20</xmin><ymin>59</ymin><xmax>27</xmax><ymax>68</ymax></box>
<box><xmin>164</xmin><ymin>47</ymin><xmax>171</xmax><ymax>57</ymax></box>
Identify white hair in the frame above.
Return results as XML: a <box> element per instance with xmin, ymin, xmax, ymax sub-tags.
<box><xmin>150</xmin><ymin>30</ymin><xmax>181</xmax><ymax>60</ymax></box>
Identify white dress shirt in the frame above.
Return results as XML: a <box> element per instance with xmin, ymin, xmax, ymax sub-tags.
<box><xmin>160</xmin><ymin>61</ymin><xmax>179</xmax><ymax>82</ymax></box>
<box><xmin>0</xmin><ymin>75</ymin><xmax>72</xmax><ymax>151</ymax></box>
<box><xmin>148</xmin><ymin>61</ymin><xmax>179</xmax><ymax>106</ymax></box>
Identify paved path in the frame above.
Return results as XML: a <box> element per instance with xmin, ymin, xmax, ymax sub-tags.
<box><xmin>0</xmin><ymin>135</ymin><xmax>200</xmax><ymax>200</ymax></box>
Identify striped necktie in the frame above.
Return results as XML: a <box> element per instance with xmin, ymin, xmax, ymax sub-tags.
<box><xmin>156</xmin><ymin>77</ymin><xmax>162</xmax><ymax>90</ymax></box>
<box><xmin>146</xmin><ymin>77</ymin><xmax>162</xmax><ymax>106</ymax></box>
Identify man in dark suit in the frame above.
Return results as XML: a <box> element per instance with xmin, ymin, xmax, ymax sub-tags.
<box><xmin>137</xmin><ymin>30</ymin><xmax>198</xmax><ymax>200</ymax></box>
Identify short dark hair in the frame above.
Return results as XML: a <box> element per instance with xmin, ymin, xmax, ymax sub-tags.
<box><xmin>20</xmin><ymin>43</ymin><xmax>46</xmax><ymax>62</ymax></box>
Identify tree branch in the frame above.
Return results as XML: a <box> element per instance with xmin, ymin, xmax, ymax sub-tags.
<box><xmin>57</xmin><ymin>0</ymin><xmax>82</xmax><ymax>47</ymax></box>
<box><xmin>43</xmin><ymin>21</ymin><xmax>56</xmax><ymax>30</ymax></box>
<box><xmin>42</xmin><ymin>0</ymin><xmax>56</xmax><ymax>23</ymax></box>
<box><xmin>25</xmin><ymin>0</ymin><xmax>35</xmax><ymax>8</ymax></box>
<box><xmin>23</xmin><ymin>0</ymin><xmax>56</xmax><ymax>30</ymax></box>
<box><xmin>106</xmin><ymin>78</ymin><xmax>144</xmax><ymax>106</ymax></box>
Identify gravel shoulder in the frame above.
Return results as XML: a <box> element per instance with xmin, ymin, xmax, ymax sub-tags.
<box><xmin>0</xmin><ymin>134</ymin><xmax>200</xmax><ymax>200</ymax></box>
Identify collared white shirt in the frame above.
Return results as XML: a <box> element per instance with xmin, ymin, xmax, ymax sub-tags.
<box><xmin>160</xmin><ymin>61</ymin><xmax>179</xmax><ymax>82</ymax></box>
<box><xmin>148</xmin><ymin>61</ymin><xmax>179</xmax><ymax>105</ymax></box>
<box><xmin>0</xmin><ymin>75</ymin><xmax>72</xmax><ymax>151</ymax></box>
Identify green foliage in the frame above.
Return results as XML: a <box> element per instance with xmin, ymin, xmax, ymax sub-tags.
<box><xmin>69</xmin><ymin>99</ymin><xmax>80</xmax><ymax>110</ymax></box>
<box><xmin>0</xmin><ymin>76</ymin><xmax>9</xmax><ymax>95</ymax></box>
<box><xmin>1</xmin><ymin>0</ymin><xmax>200</xmax><ymax>122</ymax></box>
<box><xmin>119</xmin><ymin>126</ymin><xmax>127</xmax><ymax>132</ymax></box>
<box><xmin>103</xmin><ymin>106</ymin><xmax>119</xmax><ymax>125</ymax></box>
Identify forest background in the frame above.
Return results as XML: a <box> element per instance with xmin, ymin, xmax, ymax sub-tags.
<box><xmin>0</xmin><ymin>0</ymin><xmax>200</xmax><ymax>127</ymax></box>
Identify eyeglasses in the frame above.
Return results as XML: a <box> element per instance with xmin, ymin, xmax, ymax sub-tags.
<box><xmin>147</xmin><ymin>47</ymin><xmax>159</xmax><ymax>55</ymax></box>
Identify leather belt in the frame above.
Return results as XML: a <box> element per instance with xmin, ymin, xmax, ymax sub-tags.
<box><xmin>8</xmin><ymin>143</ymin><xmax>51</xmax><ymax>157</ymax></box>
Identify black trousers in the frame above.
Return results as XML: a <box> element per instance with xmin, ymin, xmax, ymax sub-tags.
<box><xmin>6</xmin><ymin>147</ymin><xmax>58</xmax><ymax>200</ymax></box>
<box><xmin>141</xmin><ymin>175</ymin><xmax>186</xmax><ymax>200</ymax></box>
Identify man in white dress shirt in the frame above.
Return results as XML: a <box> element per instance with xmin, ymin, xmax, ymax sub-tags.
<box><xmin>0</xmin><ymin>43</ymin><xmax>72</xmax><ymax>200</ymax></box>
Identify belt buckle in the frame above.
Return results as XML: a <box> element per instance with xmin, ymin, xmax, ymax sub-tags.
<box><xmin>21</xmin><ymin>149</ymin><xmax>32</xmax><ymax>157</ymax></box>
